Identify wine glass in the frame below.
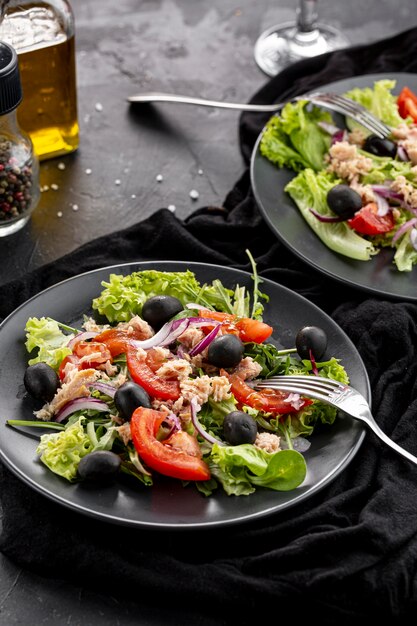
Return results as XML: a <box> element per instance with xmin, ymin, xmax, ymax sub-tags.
<box><xmin>254</xmin><ymin>0</ymin><xmax>350</xmax><ymax>76</ymax></box>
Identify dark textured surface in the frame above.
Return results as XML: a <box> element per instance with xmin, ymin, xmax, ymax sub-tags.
<box><xmin>0</xmin><ymin>1</ymin><xmax>417</xmax><ymax>624</ymax></box>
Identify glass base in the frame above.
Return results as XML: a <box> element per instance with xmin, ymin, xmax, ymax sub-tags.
<box><xmin>0</xmin><ymin>214</ymin><xmax>30</xmax><ymax>237</ymax></box>
<box><xmin>254</xmin><ymin>21</ymin><xmax>350</xmax><ymax>77</ymax></box>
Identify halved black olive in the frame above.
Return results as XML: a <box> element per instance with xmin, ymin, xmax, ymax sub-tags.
<box><xmin>327</xmin><ymin>184</ymin><xmax>363</xmax><ymax>220</ymax></box>
<box><xmin>141</xmin><ymin>295</ymin><xmax>183</xmax><ymax>330</ymax></box>
<box><xmin>223</xmin><ymin>411</ymin><xmax>258</xmax><ymax>445</ymax></box>
<box><xmin>23</xmin><ymin>362</ymin><xmax>60</xmax><ymax>402</ymax></box>
<box><xmin>363</xmin><ymin>134</ymin><xmax>397</xmax><ymax>158</ymax></box>
<box><xmin>295</xmin><ymin>326</ymin><xmax>328</xmax><ymax>361</ymax></box>
<box><xmin>207</xmin><ymin>334</ymin><xmax>244</xmax><ymax>369</ymax></box>
<box><xmin>114</xmin><ymin>381</ymin><xmax>151</xmax><ymax>421</ymax></box>
<box><xmin>78</xmin><ymin>451</ymin><xmax>121</xmax><ymax>482</ymax></box>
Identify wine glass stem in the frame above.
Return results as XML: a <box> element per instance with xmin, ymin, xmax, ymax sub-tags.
<box><xmin>296</xmin><ymin>0</ymin><xmax>318</xmax><ymax>33</ymax></box>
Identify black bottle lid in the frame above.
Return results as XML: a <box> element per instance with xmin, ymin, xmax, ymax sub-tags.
<box><xmin>0</xmin><ymin>41</ymin><xmax>22</xmax><ymax>115</ymax></box>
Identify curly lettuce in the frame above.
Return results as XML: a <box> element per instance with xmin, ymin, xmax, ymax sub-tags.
<box><xmin>25</xmin><ymin>317</ymin><xmax>73</xmax><ymax>370</ymax></box>
<box><xmin>260</xmin><ymin>100</ymin><xmax>333</xmax><ymax>172</ymax></box>
<box><xmin>36</xmin><ymin>417</ymin><xmax>93</xmax><ymax>481</ymax></box>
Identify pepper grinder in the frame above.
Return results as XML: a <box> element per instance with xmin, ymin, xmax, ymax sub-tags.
<box><xmin>0</xmin><ymin>40</ymin><xmax>39</xmax><ymax>236</ymax></box>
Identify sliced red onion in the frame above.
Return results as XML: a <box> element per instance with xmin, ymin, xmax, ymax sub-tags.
<box><xmin>67</xmin><ymin>331</ymin><xmax>98</xmax><ymax>349</ymax></box>
<box><xmin>309</xmin><ymin>207</ymin><xmax>345</xmax><ymax>223</ymax></box>
<box><xmin>374</xmin><ymin>193</ymin><xmax>391</xmax><ymax>217</ymax></box>
<box><xmin>189</xmin><ymin>324</ymin><xmax>221</xmax><ymax>357</ymax></box>
<box><xmin>317</xmin><ymin>121</ymin><xmax>341</xmax><ymax>135</ymax></box>
<box><xmin>397</xmin><ymin>145</ymin><xmax>409</xmax><ymax>161</ymax></box>
<box><xmin>130</xmin><ymin>316</ymin><xmax>221</xmax><ymax>351</ymax></box>
<box><xmin>161</xmin><ymin>412</ymin><xmax>182</xmax><ymax>438</ymax></box>
<box><xmin>176</xmin><ymin>344</ymin><xmax>188</xmax><ymax>359</ymax></box>
<box><xmin>331</xmin><ymin>129</ymin><xmax>347</xmax><ymax>145</ymax></box>
<box><xmin>89</xmin><ymin>382</ymin><xmax>117</xmax><ymax>398</ymax></box>
<box><xmin>130</xmin><ymin>318</ymin><xmax>190</xmax><ymax>350</ymax></box>
<box><xmin>190</xmin><ymin>397</ymin><xmax>225</xmax><ymax>446</ymax></box>
<box><xmin>410</xmin><ymin>229</ymin><xmax>417</xmax><ymax>251</ymax></box>
<box><xmin>55</xmin><ymin>397</ymin><xmax>110</xmax><ymax>423</ymax></box>
<box><xmin>371</xmin><ymin>185</ymin><xmax>404</xmax><ymax>201</ymax></box>
<box><xmin>392</xmin><ymin>217</ymin><xmax>417</xmax><ymax>243</ymax></box>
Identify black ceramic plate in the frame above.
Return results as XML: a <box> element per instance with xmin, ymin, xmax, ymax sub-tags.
<box><xmin>251</xmin><ymin>73</ymin><xmax>417</xmax><ymax>301</ymax></box>
<box><xmin>0</xmin><ymin>261</ymin><xmax>369</xmax><ymax>529</ymax></box>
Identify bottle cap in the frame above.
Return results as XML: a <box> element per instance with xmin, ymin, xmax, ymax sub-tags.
<box><xmin>0</xmin><ymin>41</ymin><xmax>22</xmax><ymax>115</ymax></box>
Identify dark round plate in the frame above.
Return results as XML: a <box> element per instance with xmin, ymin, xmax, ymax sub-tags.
<box><xmin>0</xmin><ymin>261</ymin><xmax>369</xmax><ymax>529</ymax></box>
<box><xmin>251</xmin><ymin>72</ymin><xmax>417</xmax><ymax>301</ymax></box>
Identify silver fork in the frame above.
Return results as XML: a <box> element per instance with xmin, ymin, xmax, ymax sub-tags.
<box><xmin>255</xmin><ymin>375</ymin><xmax>417</xmax><ymax>466</ymax></box>
<box><xmin>127</xmin><ymin>91</ymin><xmax>391</xmax><ymax>138</ymax></box>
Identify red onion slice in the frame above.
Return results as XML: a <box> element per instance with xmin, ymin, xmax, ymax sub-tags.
<box><xmin>161</xmin><ymin>412</ymin><xmax>182</xmax><ymax>438</ymax></box>
<box><xmin>130</xmin><ymin>316</ymin><xmax>221</xmax><ymax>351</ymax></box>
<box><xmin>374</xmin><ymin>193</ymin><xmax>391</xmax><ymax>217</ymax></box>
<box><xmin>397</xmin><ymin>145</ymin><xmax>409</xmax><ymax>161</ymax></box>
<box><xmin>371</xmin><ymin>185</ymin><xmax>404</xmax><ymax>201</ymax></box>
<box><xmin>55</xmin><ymin>397</ymin><xmax>110</xmax><ymax>423</ymax></box>
<box><xmin>190</xmin><ymin>397</ymin><xmax>225</xmax><ymax>446</ymax></box>
<box><xmin>189</xmin><ymin>324</ymin><xmax>222</xmax><ymax>357</ymax></box>
<box><xmin>89</xmin><ymin>382</ymin><xmax>117</xmax><ymax>398</ymax></box>
<box><xmin>410</xmin><ymin>229</ymin><xmax>417</xmax><ymax>251</ymax></box>
<box><xmin>67</xmin><ymin>331</ymin><xmax>99</xmax><ymax>349</ymax></box>
<box><xmin>392</xmin><ymin>217</ymin><xmax>417</xmax><ymax>243</ymax></box>
<box><xmin>309</xmin><ymin>208</ymin><xmax>345</xmax><ymax>223</ymax></box>
<box><xmin>331</xmin><ymin>129</ymin><xmax>348</xmax><ymax>145</ymax></box>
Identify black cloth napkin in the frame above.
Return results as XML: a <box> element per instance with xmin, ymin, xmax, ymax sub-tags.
<box><xmin>2</xmin><ymin>27</ymin><xmax>417</xmax><ymax>625</ymax></box>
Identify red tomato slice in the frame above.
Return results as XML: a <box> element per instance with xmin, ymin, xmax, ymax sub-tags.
<box><xmin>224</xmin><ymin>371</ymin><xmax>312</xmax><ymax>415</ymax></box>
<box><xmin>126</xmin><ymin>346</ymin><xmax>180</xmax><ymax>401</ymax></box>
<box><xmin>58</xmin><ymin>354</ymin><xmax>79</xmax><ymax>381</ymax></box>
<box><xmin>347</xmin><ymin>202</ymin><xmax>395</xmax><ymax>236</ymax></box>
<box><xmin>93</xmin><ymin>328</ymin><xmax>131</xmax><ymax>357</ymax></box>
<box><xmin>199</xmin><ymin>309</ymin><xmax>273</xmax><ymax>344</ymax></box>
<box><xmin>398</xmin><ymin>86</ymin><xmax>417</xmax><ymax>121</ymax></box>
<box><xmin>131</xmin><ymin>408</ymin><xmax>211</xmax><ymax>481</ymax></box>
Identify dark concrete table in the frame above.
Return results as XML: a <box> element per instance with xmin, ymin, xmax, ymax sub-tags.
<box><xmin>0</xmin><ymin>0</ymin><xmax>415</xmax><ymax>623</ymax></box>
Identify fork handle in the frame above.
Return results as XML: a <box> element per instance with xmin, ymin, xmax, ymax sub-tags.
<box><xmin>127</xmin><ymin>92</ymin><xmax>283</xmax><ymax>112</ymax></box>
<box><xmin>365</xmin><ymin>418</ymin><xmax>417</xmax><ymax>466</ymax></box>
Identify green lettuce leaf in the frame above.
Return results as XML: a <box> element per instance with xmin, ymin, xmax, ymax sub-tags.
<box><xmin>393</xmin><ymin>230</ymin><xmax>417</xmax><ymax>272</ymax></box>
<box><xmin>92</xmin><ymin>270</ymin><xmax>265</xmax><ymax>323</ymax></box>
<box><xmin>344</xmin><ymin>79</ymin><xmax>405</xmax><ymax>132</ymax></box>
<box><xmin>36</xmin><ymin>417</ymin><xmax>93</xmax><ymax>481</ymax></box>
<box><xmin>285</xmin><ymin>168</ymin><xmax>376</xmax><ymax>261</ymax></box>
<box><xmin>209</xmin><ymin>443</ymin><xmax>306</xmax><ymax>495</ymax></box>
<box><xmin>260</xmin><ymin>101</ymin><xmax>332</xmax><ymax>172</ymax></box>
<box><xmin>25</xmin><ymin>317</ymin><xmax>73</xmax><ymax>370</ymax></box>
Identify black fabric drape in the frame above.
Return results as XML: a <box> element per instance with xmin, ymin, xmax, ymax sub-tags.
<box><xmin>1</xmin><ymin>27</ymin><xmax>417</xmax><ymax>625</ymax></box>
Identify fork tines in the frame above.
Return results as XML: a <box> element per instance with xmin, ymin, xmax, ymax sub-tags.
<box><xmin>255</xmin><ymin>374</ymin><xmax>347</xmax><ymax>402</ymax></box>
<box><xmin>309</xmin><ymin>92</ymin><xmax>391</xmax><ymax>138</ymax></box>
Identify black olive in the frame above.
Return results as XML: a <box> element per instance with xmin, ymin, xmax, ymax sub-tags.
<box><xmin>114</xmin><ymin>381</ymin><xmax>151</xmax><ymax>421</ymax></box>
<box><xmin>326</xmin><ymin>184</ymin><xmax>362</xmax><ymax>220</ymax></box>
<box><xmin>78</xmin><ymin>451</ymin><xmax>121</xmax><ymax>482</ymax></box>
<box><xmin>141</xmin><ymin>295</ymin><xmax>183</xmax><ymax>330</ymax></box>
<box><xmin>295</xmin><ymin>326</ymin><xmax>328</xmax><ymax>361</ymax></box>
<box><xmin>223</xmin><ymin>411</ymin><xmax>258</xmax><ymax>445</ymax></box>
<box><xmin>23</xmin><ymin>362</ymin><xmax>60</xmax><ymax>402</ymax></box>
<box><xmin>363</xmin><ymin>134</ymin><xmax>397</xmax><ymax>158</ymax></box>
<box><xmin>207</xmin><ymin>334</ymin><xmax>244</xmax><ymax>369</ymax></box>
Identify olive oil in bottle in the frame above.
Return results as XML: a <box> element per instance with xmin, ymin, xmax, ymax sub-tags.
<box><xmin>0</xmin><ymin>1</ymin><xmax>79</xmax><ymax>160</ymax></box>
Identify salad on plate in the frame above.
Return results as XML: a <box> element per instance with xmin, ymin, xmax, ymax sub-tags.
<box><xmin>8</xmin><ymin>258</ymin><xmax>349</xmax><ymax>497</ymax></box>
<box><xmin>260</xmin><ymin>80</ymin><xmax>417</xmax><ymax>272</ymax></box>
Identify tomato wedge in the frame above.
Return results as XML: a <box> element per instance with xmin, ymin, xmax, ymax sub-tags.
<box><xmin>199</xmin><ymin>309</ymin><xmax>273</xmax><ymax>343</ymax></box>
<box><xmin>131</xmin><ymin>408</ymin><xmax>211</xmax><ymax>481</ymax></box>
<box><xmin>93</xmin><ymin>328</ymin><xmax>131</xmax><ymax>357</ymax></box>
<box><xmin>347</xmin><ymin>202</ymin><xmax>395</xmax><ymax>236</ymax></box>
<box><xmin>223</xmin><ymin>371</ymin><xmax>312</xmax><ymax>415</ymax></box>
<box><xmin>126</xmin><ymin>346</ymin><xmax>180</xmax><ymax>401</ymax></box>
<box><xmin>397</xmin><ymin>86</ymin><xmax>417</xmax><ymax>122</ymax></box>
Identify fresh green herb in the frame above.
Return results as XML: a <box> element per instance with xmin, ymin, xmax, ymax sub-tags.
<box><xmin>6</xmin><ymin>419</ymin><xmax>65</xmax><ymax>431</ymax></box>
